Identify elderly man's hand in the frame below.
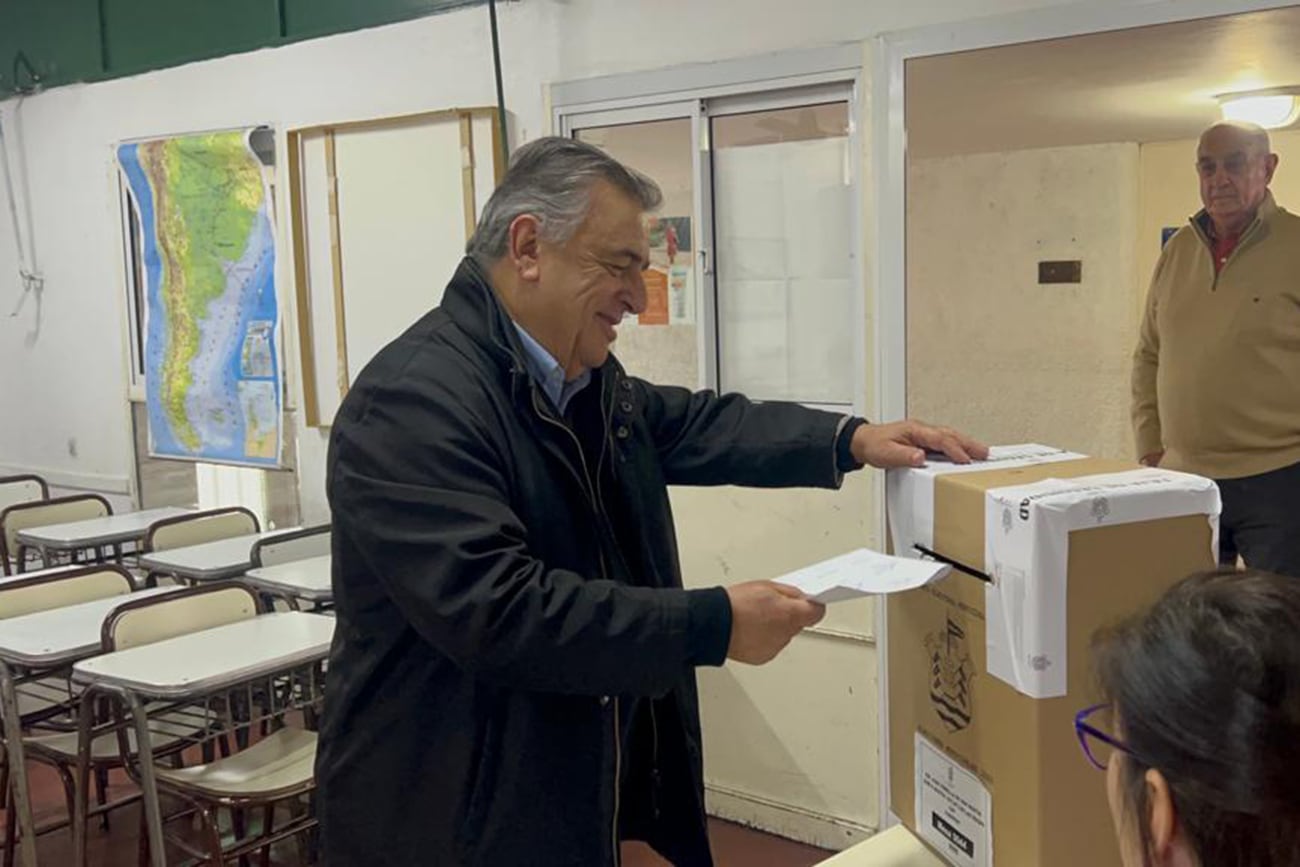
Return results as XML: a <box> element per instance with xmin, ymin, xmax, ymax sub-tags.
<box><xmin>851</xmin><ymin>420</ymin><xmax>988</xmax><ymax>469</ymax></box>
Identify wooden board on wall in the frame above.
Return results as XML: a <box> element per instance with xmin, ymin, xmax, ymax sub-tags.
<box><xmin>288</xmin><ymin>108</ymin><xmax>503</xmax><ymax>427</ymax></box>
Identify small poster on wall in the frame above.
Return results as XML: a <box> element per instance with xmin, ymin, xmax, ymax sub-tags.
<box><xmin>669</xmin><ymin>264</ymin><xmax>691</xmax><ymax>322</ymax></box>
<box><xmin>644</xmin><ymin>215</ymin><xmax>694</xmax><ymax>325</ymax></box>
<box><xmin>640</xmin><ymin>268</ymin><xmax>670</xmax><ymax>325</ymax></box>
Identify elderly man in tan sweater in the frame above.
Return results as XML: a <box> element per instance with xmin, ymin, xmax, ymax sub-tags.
<box><xmin>1132</xmin><ymin>121</ymin><xmax>1300</xmax><ymax>576</ymax></box>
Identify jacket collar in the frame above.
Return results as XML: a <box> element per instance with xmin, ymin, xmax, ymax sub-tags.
<box><xmin>1191</xmin><ymin>190</ymin><xmax>1279</xmax><ymax>243</ymax></box>
<box><xmin>441</xmin><ymin>256</ymin><xmax>621</xmax><ymax>410</ymax></box>
<box><xmin>442</xmin><ymin>256</ymin><xmax>530</xmax><ymax>376</ymax></box>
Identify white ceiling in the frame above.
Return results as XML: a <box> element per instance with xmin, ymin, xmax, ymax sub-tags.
<box><xmin>906</xmin><ymin>6</ymin><xmax>1300</xmax><ymax>158</ymax></box>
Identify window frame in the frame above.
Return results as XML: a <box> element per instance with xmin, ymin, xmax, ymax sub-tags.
<box><xmin>553</xmin><ymin>46</ymin><xmax>865</xmax><ymax>416</ymax></box>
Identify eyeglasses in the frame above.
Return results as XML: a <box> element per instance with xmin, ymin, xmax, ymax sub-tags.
<box><xmin>1074</xmin><ymin>703</ymin><xmax>1136</xmax><ymax>771</ymax></box>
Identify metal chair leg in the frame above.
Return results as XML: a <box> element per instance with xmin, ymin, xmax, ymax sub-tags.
<box><xmin>3</xmin><ymin>783</ymin><xmax>17</xmax><ymax>867</ymax></box>
<box><xmin>136</xmin><ymin>805</ymin><xmax>150</xmax><ymax>867</ymax></box>
<box><xmin>95</xmin><ymin>765</ymin><xmax>111</xmax><ymax>831</ymax></box>
<box><xmin>258</xmin><ymin>803</ymin><xmax>275</xmax><ymax>867</ymax></box>
<box><xmin>199</xmin><ymin>804</ymin><xmax>225</xmax><ymax>866</ymax></box>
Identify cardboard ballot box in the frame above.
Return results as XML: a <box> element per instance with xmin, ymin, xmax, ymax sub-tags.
<box><xmin>885</xmin><ymin>445</ymin><xmax>1220</xmax><ymax>867</ymax></box>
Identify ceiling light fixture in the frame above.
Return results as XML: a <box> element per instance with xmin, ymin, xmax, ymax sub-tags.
<box><xmin>1216</xmin><ymin>88</ymin><xmax>1300</xmax><ymax>129</ymax></box>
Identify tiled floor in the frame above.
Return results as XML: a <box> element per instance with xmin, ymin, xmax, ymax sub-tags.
<box><xmin>10</xmin><ymin>758</ymin><xmax>834</xmax><ymax>866</ymax></box>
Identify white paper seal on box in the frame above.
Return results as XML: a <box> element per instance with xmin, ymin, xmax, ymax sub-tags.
<box><xmin>983</xmin><ymin>468</ymin><xmax>1220</xmax><ymax>699</ymax></box>
<box><xmin>886</xmin><ymin>444</ymin><xmax>1085</xmax><ymax>558</ymax></box>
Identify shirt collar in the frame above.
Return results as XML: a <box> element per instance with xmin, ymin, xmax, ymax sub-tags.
<box><xmin>511</xmin><ymin>322</ymin><xmax>592</xmax><ymax>415</ymax></box>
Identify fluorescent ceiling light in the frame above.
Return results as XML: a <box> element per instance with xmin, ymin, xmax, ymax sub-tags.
<box><xmin>1216</xmin><ymin>90</ymin><xmax>1300</xmax><ymax>129</ymax></box>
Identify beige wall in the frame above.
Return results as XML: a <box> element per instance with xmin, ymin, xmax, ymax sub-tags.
<box><xmin>907</xmin><ymin>143</ymin><xmax>1141</xmax><ymax>460</ymax></box>
<box><xmin>675</xmin><ymin>472</ymin><xmax>878</xmax><ymax>845</ymax></box>
<box><xmin>905</xmin><ymin>131</ymin><xmax>1300</xmax><ymax>471</ymax></box>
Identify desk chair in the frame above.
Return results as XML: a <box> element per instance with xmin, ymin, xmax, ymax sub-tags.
<box><xmin>250</xmin><ymin>526</ymin><xmax>331</xmax><ymax>613</ymax></box>
<box><xmin>0</xmin><ymin>476</ymin><xmax>47</xmax><ymax>519</ymax></box>
<box><xmin>248</xmin><ymin>525</ymin><xmax>329</xmax><ymax>570</ymax></box>
<box><xmin>0</xmin><ymin>495</ymin><xmax>112</xmax><ymax>576</ymax></box>
<box><xmin>0</xmin><ymin>566</ymin><xmax>136</xmax><ymax>864</ymax></box>
<box><xmin>140</xmin><ymin>508</ymin><xmax>260</xmax><ymax>587</ymax></box>
<box><xmin>101</xmin><ymin>585</ymin><xmax>318</xmax><ymax>866</ymax></box>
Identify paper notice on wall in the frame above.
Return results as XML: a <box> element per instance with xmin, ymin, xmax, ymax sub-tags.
<box><xmin>887</xmin><ymin>444</ymin><xmax>1086</xmax><ymax>558</ymax></box>
<box><xmin>669</xmin><ymin>263</ymin><xmax>693</xmax><ymax>324</ymax></box>
<box><xmin>639</xmin><ymin>268</ymin><xmax>670</xmax><ymax>325</ymax></box>
<box><xmin>645</xmin><ymin>215</ymin><xmax>694</xmax><ymax>324</ymax></box>
<box><xmin>983</xmin><ymin>468</ymin><xmax>1220</xmax><ymax>698</ymax></box>
<box><xmin>915</xmin><ymin>734</ymin><xmax>992</xmax><ymax>867</ymax></box>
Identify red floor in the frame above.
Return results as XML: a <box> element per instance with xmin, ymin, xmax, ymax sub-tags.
<box><xmin>5</xmin><ymin>761</ymin><xmax>306</xmax><ymax>866</ymax></box>
<box><xmin>8</xmin><ymin>759</ymin><xmax>832</xmax><ymax>866</ymax></box>
<box><xmin>625</xmin><ymin>821</ymin><xmax>833</xmax><ymax>867</ymax></box>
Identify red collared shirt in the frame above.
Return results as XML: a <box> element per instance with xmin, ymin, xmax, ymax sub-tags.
<box><xmin>1211</xmin><ymin>231</ymin><xmax>1241</xmax><ymax>273</ymax></box>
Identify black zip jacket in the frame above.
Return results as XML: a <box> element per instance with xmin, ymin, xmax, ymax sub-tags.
<box><xmin>316</xmin><ymin>258</ymin><xmax>847</xmax><ymax>866</ymax></box>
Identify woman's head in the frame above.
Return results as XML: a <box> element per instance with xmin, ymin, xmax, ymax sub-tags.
<box><xmin>1089</xmin><ymin>569</ymin><xmax>1300</xmax><ymax>867</ymax></box>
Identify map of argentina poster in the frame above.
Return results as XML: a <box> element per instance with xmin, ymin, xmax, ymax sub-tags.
<box><xmin>117</xmin><ymin>127</ymin><xmax>282</xmax><ymax>466</ymax></box>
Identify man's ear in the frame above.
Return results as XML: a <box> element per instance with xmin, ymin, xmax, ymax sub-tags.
<box><xmin>1263</xmin><ymin>153</ymin><xmax>1279</xmax><ymax>185</ymax></box>
<box><xmin>507</xmin><ymin>214</ymin><xmax>543</xmax><ymax>283</ymax></box>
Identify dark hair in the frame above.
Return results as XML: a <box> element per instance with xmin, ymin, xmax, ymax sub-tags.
<box><xmin>1092</xmin><ymin>569</ymin><xmax>1300</xmax><ymax>866</ymax></box>
<box><xmin>466</xmin><ymin>136</ymin><xmax>662</xmax><ymax>264</ymax></box>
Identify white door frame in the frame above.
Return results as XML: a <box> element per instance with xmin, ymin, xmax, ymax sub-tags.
<box><xmin>870</xmin><ymin>0</ymin><xmax>1300</xmax><ymax>830</ymax></box>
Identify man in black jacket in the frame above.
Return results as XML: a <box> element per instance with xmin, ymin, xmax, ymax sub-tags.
<box><xmin>317</xmin><ymin>137</ymin><xmax>985</xmax><ymax>866</ymax></box>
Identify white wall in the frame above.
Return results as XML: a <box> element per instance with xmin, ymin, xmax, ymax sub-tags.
<box><xmin>0</xmin><ymin>0</ymin><xmax>1095</xmax><ymax>489</ymax></box>
<box><xmin>0</xmin><ymin>0</ymin><xmax>1168</xmax><ymax>850</ymax></box>
<box><xmin>907</xmin><ymin>143</ymin><xmax>1142</xmax><ymax>460</ymax></box>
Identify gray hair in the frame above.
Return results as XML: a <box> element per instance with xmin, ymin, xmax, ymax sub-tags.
<box><xmin>466</xmin><ymin>136</ymin><xmax>662</xmax><ymax>264</ymax></box>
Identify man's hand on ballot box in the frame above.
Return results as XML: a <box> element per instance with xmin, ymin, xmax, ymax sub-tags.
<box><xmin>852</xmin><ymin>419</ymin><xmax>989</xmax><ymax>469</ymax></box>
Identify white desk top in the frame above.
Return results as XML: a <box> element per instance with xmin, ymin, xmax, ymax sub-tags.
<box><xmin>138</xmin><ymin>528</ymin><xmax>301</xmax><ymax>582</ymax></box>
<box><xmin>15</xmin><ymin>507</ymin><xmax>192</xmax><ymax>550</ymax></box>
<box><xmin>72</xmin><ymin>612</ymin><xmax>335</xmax><ymax>699</ymax></box>
<box><xmin>0</xmin><ymin>587</ymin><xmax>176</xmax><ymax>668</ymax></box>
<box><xmin>815</xmin><ymin>827</ymin><xmax>944</xmax><ymax>866</ymax></box>
<box><xmin>243</xmin><ymin>555</ymin><xmax>333</xmax><ymax>603</ymax></box>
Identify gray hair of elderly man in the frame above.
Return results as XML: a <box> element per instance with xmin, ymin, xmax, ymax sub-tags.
<box><xmin>466</xmin><ymin>136</ymin><xmax>663</xmax><ymax>265</ymax></box>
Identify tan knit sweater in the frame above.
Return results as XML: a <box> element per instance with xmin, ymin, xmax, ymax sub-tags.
<box><xmin>1132</xmin><ymin>192</ymin><xmax>1300</xmax><ymax>480</ymax></box>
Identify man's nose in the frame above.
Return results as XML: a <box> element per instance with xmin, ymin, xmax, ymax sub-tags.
<box><xmin>626</xmin><ymin>269</ymin><xmax>648</xmax><ymax>315</ymax></box>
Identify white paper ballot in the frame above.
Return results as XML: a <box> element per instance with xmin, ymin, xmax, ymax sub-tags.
<box><xmin>774</xmin><ymin>548</ymin><xmax>952</xmax><ymax>604</ymax></box>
